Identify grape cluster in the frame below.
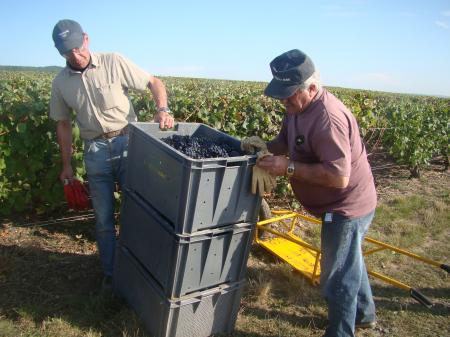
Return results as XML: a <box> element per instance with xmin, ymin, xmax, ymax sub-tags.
<box><xmin>162</xmin><ymin>135</ymin><xmax>241</xmax><ymax>159</ymax></box>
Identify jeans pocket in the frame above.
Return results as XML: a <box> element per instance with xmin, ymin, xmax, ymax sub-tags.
<box><xmin>83</xmin><ymin>140</ymin><xmax>105</xmax><ymax>176</ymax></box>
<box><xmin>84</xmin><ymin>140</ymin><xmax>98</xmax><ymax>157</ymax></box>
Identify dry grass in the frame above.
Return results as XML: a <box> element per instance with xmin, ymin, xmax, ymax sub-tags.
<box><xmin>1</xmin><ymin>167</ymin><xmax>449</xmax><ymax>337</ymax></box>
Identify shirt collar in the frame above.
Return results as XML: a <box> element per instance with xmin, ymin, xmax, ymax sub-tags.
<box><xmin>312</xmin><ymin>87</ymin><xmax>324</xmax><ymax>103</ymax></box>
<box><xmin>65</xmin><ymin>53</ymin><xmax>99</xmax><ymax>75</ymax></box>
<box><xmin>90</xmin><ymin>53</ymin><xmax>100</xmax><ymax>68</ymax></box>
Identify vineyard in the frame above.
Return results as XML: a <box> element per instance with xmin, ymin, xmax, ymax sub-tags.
<box><xmin>0</xmin><ymin>70</ymin><xmax>448</xmax><ymax>215</ymax></box>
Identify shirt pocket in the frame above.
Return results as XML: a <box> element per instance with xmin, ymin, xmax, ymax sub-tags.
<box><xmin>95</xmin><ymin>82</ymin><xmax>124</xmax><ymax>111</ymax></box>
<box><xmin>292</xmin><ymin>139</ymin><xmax>318</xmax><ymax>163</ymax></box>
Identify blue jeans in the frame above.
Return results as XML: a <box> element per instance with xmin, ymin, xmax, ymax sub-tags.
<box><xmin>84</xmin><ymin>135</ymin><xmax>128</xmax><ymax>277</ymax></box>
<box><xmin>320</xmin><ymin>211</ymin><xmax>376</xmax><ymax>337</ymax></box>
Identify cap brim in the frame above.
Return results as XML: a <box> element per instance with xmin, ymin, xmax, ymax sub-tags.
<box><xmin>55</xmin><ymin>36</ymin><xmax>83</xmax><ymax>55</ymax></box>
<box><xmin>264</xmin><ymin>78</ymin><xmax>299</xmax><ymax>99</ymax></box>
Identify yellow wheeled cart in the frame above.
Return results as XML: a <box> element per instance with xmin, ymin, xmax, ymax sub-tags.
<box><xmin>255</xmin><ymin>209</ymin><xmax>450</xmax><ymax>308</ymax></box>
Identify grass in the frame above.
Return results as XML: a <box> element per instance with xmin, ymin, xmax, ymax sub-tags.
<box><xmin>0</xmin><ymin>168</ymin><xmax>449</xmax><ymax>337</ymax></box>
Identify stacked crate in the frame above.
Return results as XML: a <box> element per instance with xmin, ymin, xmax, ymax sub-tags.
<box><xmin>113</xmin><ymin>122</ymin><xmax>261</xmax><ymax>337</ymax></box>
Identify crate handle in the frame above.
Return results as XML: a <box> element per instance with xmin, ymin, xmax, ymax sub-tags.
<box><xmin>226</xmin><ymin>160</ymin><xmax>245</xmax><ymax>167</ymax></box>
<box><xmin>159</xmin><ymin>125</ymin><xmax>178</xmax><ymax>131</ymax></box>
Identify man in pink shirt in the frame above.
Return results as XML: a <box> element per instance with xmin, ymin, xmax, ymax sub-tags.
<box><xmin>246</xmin><ymin>49</ymin><xmax>377</xmax><ymax>337</ymax></box>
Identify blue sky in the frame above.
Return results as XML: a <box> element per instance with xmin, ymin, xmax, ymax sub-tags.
<box><xmin>1</xmin><ymin>0</ymin><xmax>449</xmax><ymax>97</ymax></box>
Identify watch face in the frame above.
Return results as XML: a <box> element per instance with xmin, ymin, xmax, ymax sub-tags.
<box><xmin>287</xmin><ymin>162</ymin><xmax>295</xmax><ymax>176</ymax></box>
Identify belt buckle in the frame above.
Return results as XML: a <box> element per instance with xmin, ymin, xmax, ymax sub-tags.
<box><xmin>107</xmin><ymin>130</ymin><xmax>120</xmax><ymax>138</ymax></box>
<box><xmin>95</xmin><ymin>126</ymin><xmax>127</xmax><ymax>140</ymax></box>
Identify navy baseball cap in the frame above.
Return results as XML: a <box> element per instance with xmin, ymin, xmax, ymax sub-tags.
<box><xmin>264</xmin><ymin>49</ymin><xmax>315</xmax><ymax>99</ymax></box>
<box><xmin>52</xmin><ymin>19</ymin><xmax>84</xmax><ymax>55</ymax></box>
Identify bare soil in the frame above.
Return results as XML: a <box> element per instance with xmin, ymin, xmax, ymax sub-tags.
<box><xmin>0</xmin><ymin>155</ymin><xmax>448</xmax><ymax>337</ymax></box>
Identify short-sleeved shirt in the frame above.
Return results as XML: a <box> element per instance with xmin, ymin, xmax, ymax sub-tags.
<box><xmin>268</xmin><ymin>88</ymin><xmax>377</xmax><ymax>218</ymax></box>
<box><xmin>50</xmin><ymin>52</ymin><xmax>150</xmax><ymax>140</ymax></box>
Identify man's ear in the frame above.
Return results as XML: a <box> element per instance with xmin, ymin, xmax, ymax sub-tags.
<box><xmin>308</xmin><ymin>84</ymin><xmax>318</xmax><ymax>97</ymax></box>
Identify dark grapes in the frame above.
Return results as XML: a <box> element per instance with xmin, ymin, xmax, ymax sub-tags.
<box><xmin>162</xmin><ymin>135</ymin><xmax>242</xmax><ymax>159</ymax></box>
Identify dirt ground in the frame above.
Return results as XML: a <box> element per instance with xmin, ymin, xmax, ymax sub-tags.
<box><xmin>0</xmin><ymin>155</ymin><xmax>448</xmax><ymax>337</ymax></box>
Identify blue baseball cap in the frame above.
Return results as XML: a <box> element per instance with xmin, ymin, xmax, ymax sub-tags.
<box><xmin>52</xmin><ymin>19</ymin><xmax>84</xmax><ymax>55</ymax></box>
<box><xmin>264</xmin><ymin>49</ymin><xmax>315</xmax><ymax>99</ymax></box>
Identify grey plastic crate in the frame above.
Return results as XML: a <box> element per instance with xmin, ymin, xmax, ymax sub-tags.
<box><xmin>114</xmin><ymin>245</ymin><xmax>243</xmax><ymax>337</ymax></box>
<box><xmin>120</xmin><ymin>189</ymin><xmax>254</xmax><ymax>298</ymax></box>
<box><xmin>125</xmin><ymin>122</ymin><xmax>261</xmax><ymax>234</ymax></box>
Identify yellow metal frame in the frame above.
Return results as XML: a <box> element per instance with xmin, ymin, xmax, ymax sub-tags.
<box><xmin>255</xmin><ymin>210</ymin><xmax>449</xmax><ymax>307</ymax></box>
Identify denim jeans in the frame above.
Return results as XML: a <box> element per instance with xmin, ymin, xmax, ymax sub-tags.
<box><xmin>84</xmin><ymin>135</ymin><xmax>128</xmax><ymax>277</ymax></box>
<box><xmin>320</xmin><ymin>210</ymin><xmax>376</xmax><ymax>337</ymax></box>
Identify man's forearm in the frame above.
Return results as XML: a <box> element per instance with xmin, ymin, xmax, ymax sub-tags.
<box><xmin>147</xmin><ymin>76</ymin><xmax>174</xmax><ymax>129</ymax></box>
<box><xmin>56</xmin><ymin>120</ymin><xmax>73</xmax><ymax>168</ymax></box>
<box><xmin>257</xmin><ymin>155</ymin><xmax>349</xmax><ymax>188</ymax></box>
<box><xmin>292</xmin><ymin>161</ymin><xmax>349</xmax><ymax>188</ymax></box>
<box><xmin>147</xmin><ymin>77</ymin><xmax>168</xmax><ymax>109</ymax></box>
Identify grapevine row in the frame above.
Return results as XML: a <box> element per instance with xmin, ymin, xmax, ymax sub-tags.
<box><xmin>0</xmin><ymin>71</ymin><xmax>448</xmax><ymax>215</ymax></box>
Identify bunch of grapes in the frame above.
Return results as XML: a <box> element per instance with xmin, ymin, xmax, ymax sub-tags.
<box><xmin>162</xmin><ymin>135</ymin><xmax>241</xmax><ymax>159</ymax></box>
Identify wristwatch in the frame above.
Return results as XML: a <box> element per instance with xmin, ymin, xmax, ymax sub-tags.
<box><xmin>286</xmin><ymin>160</ymin><xmax>295</xmax><ymax>177</ymax></box>
<box><xmin>157</xmin><ymin>107</ymin><xmax>171</xmax><ymax>114</ymax></box>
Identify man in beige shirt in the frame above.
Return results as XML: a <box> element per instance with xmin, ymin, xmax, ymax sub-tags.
<box><xmin>50</xmin><ymin>19</ymin><xmax>174</xmax><ymax>290</ymax></box>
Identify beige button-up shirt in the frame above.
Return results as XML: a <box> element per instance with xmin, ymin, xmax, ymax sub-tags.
<box><xmin>50</xmin><ymin>52</ymin><xmax>150</xmax><ymax>140</ymax></box>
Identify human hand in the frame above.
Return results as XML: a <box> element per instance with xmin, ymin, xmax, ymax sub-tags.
<box><xmin>241</xmin><ymin>136</ymin><xmax>268</xmax><ymax>154</ymax></box>
<box><xmin>257</xmin><ymin>155</ymin><xmax>289</xmax><ymax>177</ymax></box>
<box><xmin>59</xmin><ymin>166</ymin><xmax>74</xmax><ymax>183</ymax></box>
<box><xmin>154</xmin><ymin>111</ymin><xmax>175</xmax><ymax>130</ymax></box>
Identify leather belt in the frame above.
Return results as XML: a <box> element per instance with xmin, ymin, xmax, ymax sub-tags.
<box><xmin>94</xmin><ymin>126</ymin><xmax>129</xmax><ymax>140</ymax></box>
